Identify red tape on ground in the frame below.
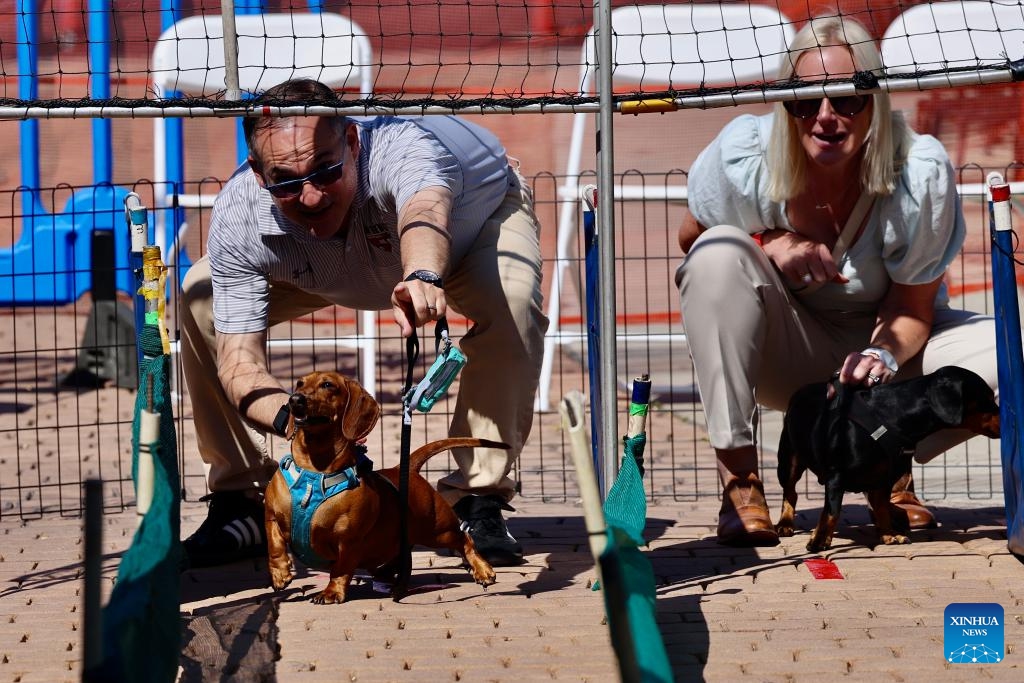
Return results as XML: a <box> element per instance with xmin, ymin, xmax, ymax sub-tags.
<box><xmin>804</xmin><ymin>558</ymin><xmax>844</xmax><ymax>579</ymax></box>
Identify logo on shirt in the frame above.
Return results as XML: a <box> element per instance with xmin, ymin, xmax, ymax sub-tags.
<box><xmin>292</xmin><ymin>261</ymin><xmax>315</xmax><ymax>283</ymax></box>
<box><xmin>365</xmin><ymin>223</ymin><xmax>394</xmax><ymax>252</ymax></box>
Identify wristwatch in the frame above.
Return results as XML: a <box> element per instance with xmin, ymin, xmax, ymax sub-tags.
<box><xmin>862</xmin><ymin>347</ymin><xmax>899</xmax><ymax>374</ymax></box>
<box><xmin>404</xmin><ymin>269</ymin><xmax>444</xmax><ymax>288</ymax></box>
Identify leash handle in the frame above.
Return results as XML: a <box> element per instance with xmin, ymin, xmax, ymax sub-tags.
<box><xmin>411</xmin><ymin>316</ymin><xmax>466</xmax><ymax>413</ymax></box>
<box><xmin>434</xmin><ymin>316</ymin><xmax>450</xmax><ymax>354</ymax></box>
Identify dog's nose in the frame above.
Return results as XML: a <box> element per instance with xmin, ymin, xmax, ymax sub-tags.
<box><xmin>288</xmin><ymin>392</ymin><xmax>308</xmax><ymax>418</ymax></box>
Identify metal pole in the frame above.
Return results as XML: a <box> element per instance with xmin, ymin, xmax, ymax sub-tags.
<box><xmin>593</xmin><ymin>0</ymin><xmax>618</xmax><ymax>499</ymax></box>
<box><xmin>82</xmin><ymin>478</ymin><xmax>104</xmax><ymax>674</ymax></box>
<box><xmin>219</xmin><ymin>0</ymin><xmax>241</xmax><ymax>100</ymax></box>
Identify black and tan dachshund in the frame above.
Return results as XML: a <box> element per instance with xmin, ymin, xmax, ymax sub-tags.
<box><xmin>775</xmin><ymin>366</ymin><xmax>1000</xmax><ymax>552</ymax></box>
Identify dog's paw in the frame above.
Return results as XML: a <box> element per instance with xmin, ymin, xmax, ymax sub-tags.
<box><xmin>775</xmin><ymin>523</ymin><xmax>796</xmax><ymax>537</ymax></box>
<box><xmin>806</xmin><ymin>538</ymin><xmax>832</xmax><ymax>552</ymax></box>
<box><xmin>310</xmin><ymin>588</ymin><xmax>346</xmax><ymax>605</ymax></box>
<box><xmin>269</xmin><ymin>565</ymin><xmax>294</xmax><ymax>591</ymax></box>
<box><xmin>880</xmin><ymin>533</ymin><xmax>911</xmax><ymax>546</ymax></box>
<box><xmin>472</xmin><ymin>567</ymin><xmax>497</xmax><ymax>588</ymax></box>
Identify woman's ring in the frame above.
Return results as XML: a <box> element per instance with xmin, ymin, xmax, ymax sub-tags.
<box><xmin>801</xmin><ymin>273</ymin><xmax>813</xmax><ymax>283</ymax></box>
<box><xmin>428</xmin><ymin>305</ymin><xmax>437</xmax><ymax>312</ymax></box>
<box><xmin>867</xmin><ymin>373</ymin><xmax>880</xmax><ymax>384</ymax></box>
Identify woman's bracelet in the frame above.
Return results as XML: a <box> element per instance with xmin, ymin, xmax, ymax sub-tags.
<box><xmin>862</xmin><ymin>347</ymin><xmax>899</xmax><ymax>374</ymax></box>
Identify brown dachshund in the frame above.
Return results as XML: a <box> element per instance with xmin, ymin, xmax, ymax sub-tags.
<box><xmin>264</xmin><ymin>370</ymin><xmax>505</xmax><ymax>604</ymax></box>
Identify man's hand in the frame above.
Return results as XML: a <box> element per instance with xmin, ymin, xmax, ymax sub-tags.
<box><xmin>391</xmin><ymin>279</ymin><xmax>447</xmax><ymax>337</ymax></box>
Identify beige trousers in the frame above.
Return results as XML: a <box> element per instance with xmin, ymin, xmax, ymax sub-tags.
<box><xmin>676</xmin><ymin>225</ymin><xmax>998</xmax><ymax>462</ymax></box>
<box><xmin>180</xmin><ymin>171</ymin><xmax>548</xmax><ymax>503</ymax></box>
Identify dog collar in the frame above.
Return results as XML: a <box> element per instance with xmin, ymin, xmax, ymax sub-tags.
<box><xmin>279</xmin><ymin>447</ymin><xmax>373</xmax><ymax>569</ymax></box>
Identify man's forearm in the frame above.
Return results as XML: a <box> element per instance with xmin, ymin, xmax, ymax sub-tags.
<box><xmin>219</xmin><ymin>363</ymin><xmax>290</xmax><ymax>432</ymax></box>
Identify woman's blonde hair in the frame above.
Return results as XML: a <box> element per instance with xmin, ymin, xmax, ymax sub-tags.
<box><xmin>766</xmin><ymin>15</ymin><xmax>911</xmax><ymax>200</ymax></box>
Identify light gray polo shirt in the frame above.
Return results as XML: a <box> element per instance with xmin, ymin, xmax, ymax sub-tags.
<box><xmin>207</xmin><ymin>115</ymin><xmax>511</xmax><ymax>334</ymax></box>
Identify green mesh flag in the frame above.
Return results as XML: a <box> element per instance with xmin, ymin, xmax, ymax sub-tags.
<box><xmin>89</xmin><ymin>327</ymin><xmax>180</xmax><ymax>682</ymax></box>
<box><xmin>598</xmin><ymin>433</ymin><xmax>673</xmax><ymax>683</ymax></box>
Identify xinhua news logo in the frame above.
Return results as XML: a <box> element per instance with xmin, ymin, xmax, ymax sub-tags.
<box><xmin>944</xmin><ymin>603</ymin><xmax>1004</xmax><ymax>664</ymax></box>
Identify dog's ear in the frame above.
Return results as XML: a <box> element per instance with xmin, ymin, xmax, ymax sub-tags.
<box><xmin>925</xmin><ymin>372</ymin><xmax>965</xmax><ymax>426</ymax></box>
<box><xmin>340</xmin><ymin>377</ymin><xmax>381</xmax><ymax>441</ymax></box>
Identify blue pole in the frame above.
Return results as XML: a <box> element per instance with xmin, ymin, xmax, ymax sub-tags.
<box><xmin>160</xmin><ymin>0</ymin><xmax>184</xmax><ymax>190</ymax></box>
<box><xmin>16</xmin><ymin>0</ymin><xmax>45</xmax><ymax>218</ymax></box>
<box><xmin>987</xmin><ymin>174</ymin><xmax>1024</xmax><ymax>556</ymax></box>
<box><xmin>159</xmin><ymin>0</ymin><xmax>189</xmax><ymax>277</ymax></box>
<box><xmin>88</xmin><ymin>0</ymin><xmax>112</xmax><ymax>184</ymax></box>
<box><xmin>583</xmin><ymin>200</ymin><xmax>603</xmax><ymax>495</ymax></box>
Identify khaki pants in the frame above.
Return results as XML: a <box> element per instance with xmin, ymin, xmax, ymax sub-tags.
<box><xmin>180</xmin><ymin>171</ymin><xmax>548</xmax><ymax>502</ymax></box>
<box><xmin>676</xmin><ymin>224</ymin><xmax>998</xmax><ymax>462</ymax></box>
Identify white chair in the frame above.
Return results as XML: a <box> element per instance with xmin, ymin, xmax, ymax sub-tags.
<box><xmin>880</xmin><ymin>0</ymin><xmax>1024</xmax><ymax>72</ymax></box>
<box><xmin>537</xmin><ymin>4</ymin><xmax>794</xmax><ymax>411</ymax></box>
<box><xmin>151</xmin><ymin>12</ymin><xmax>373</xmax><ymax>99</ymax></box>
<box><xmin>879</xmin><ymin>1</ymin><xmax>1024</xmax><ymax>165</ymax></box>
<box><xmin>150</xmin><ymin>13</ymin><xmax>378</xmax><ymax>393</ymax></box>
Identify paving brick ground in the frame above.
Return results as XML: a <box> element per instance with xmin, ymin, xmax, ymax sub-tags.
<box><xmin>0</xmin><ymin>71</ymin><xmax>1019</xmax><ymax>683</ymax></box>
<box><xmin>2</xmin><ymin>495</ymin><xmax>1023</xmax><ymax>682</ymax></box>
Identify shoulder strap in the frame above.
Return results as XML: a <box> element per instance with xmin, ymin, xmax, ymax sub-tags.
<box><xmin>831</xmin><ymin>192</ymin><xmax>875</xmax><ymax>263</ymax></box>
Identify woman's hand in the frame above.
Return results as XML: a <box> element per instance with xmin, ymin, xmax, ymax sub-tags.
<box><xmin>835</xmin><ymin>279</ymin><xmax>942</xmax><ymax>388</ymax></box>
<box><xmin>761</xmin><ymin>230</ymin><xmax>849</xmax><ymax>290</ymax></box>
<box><xmin>838</xmin><ymin>349</ymin><xmax>896</xmax><ymax>388</ymax></box>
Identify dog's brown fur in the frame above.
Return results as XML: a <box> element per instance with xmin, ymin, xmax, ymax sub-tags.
<box><xmin>265</xmin><ymin>370</ymin><xmax>505</xmax><ymax>604</ymax></box>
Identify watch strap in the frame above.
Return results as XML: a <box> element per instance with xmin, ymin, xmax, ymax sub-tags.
<box><xmin>404</xmin><ymin>269</ymin><xmax>444</xmax><ymax>288</ymax></box>
<box><xmin>273</xmin><ymin>404</ymin><xmax>291</xmax><ymax>437</ymax></box>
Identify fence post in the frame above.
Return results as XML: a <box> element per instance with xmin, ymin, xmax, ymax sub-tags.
<box><xmin>987</xmin><ymin>172</ymin><xmax>1024</xmax><ymax>555</ymax></box>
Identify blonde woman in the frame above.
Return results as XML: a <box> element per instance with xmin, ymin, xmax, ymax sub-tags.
<box><xmin>676</xmin><ymin>16</ymin><xmax>997</xmax><ymax>546</ymax></box>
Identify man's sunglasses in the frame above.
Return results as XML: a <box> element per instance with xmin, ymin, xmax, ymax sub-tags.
<box><xmin>782</xmin><ymin>94</ymin><xmax>870</xmax><ymax>119</ymax></box>
<box><xmin>264</xmin><ymin>160</ymin><xmax>345</xmax><ymax>199</ymax></box>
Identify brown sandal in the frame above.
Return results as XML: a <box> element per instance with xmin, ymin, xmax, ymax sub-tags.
<box><xmin>717</xmin><ymin>473</ymin><xmax>779</xmax><ymax>547</ymax></box>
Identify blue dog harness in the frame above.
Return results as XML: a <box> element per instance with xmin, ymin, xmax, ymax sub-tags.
<box><xmin>279</xmin><ymin>447</ymin><xmax>373</xmax><ymax>569</ymax></box>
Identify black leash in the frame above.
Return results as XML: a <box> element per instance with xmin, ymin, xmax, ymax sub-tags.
<box><xmin>394</xmin><ymin>317</ymin><xmax>462</xmax><ymax>601</ymax></box>
<box><xmin>393</xmin><ymin>325</ymin><xmax>419</xmax><ymax>601</ymax></box>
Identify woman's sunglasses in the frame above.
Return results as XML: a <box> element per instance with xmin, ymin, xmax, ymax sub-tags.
<box><xmin>782</xmin><ymin>94</ymin><xmax>870</xmax><ymax>119</ymax></box>
<box><xmin>264</xmin><ymin>160</ymin><xmax>345</xmax><ymax>199</ymax></box>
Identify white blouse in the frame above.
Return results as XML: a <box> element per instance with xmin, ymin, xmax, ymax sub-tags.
<box><xmin>687</xmin><ymin>113</ymin><xmax>965</xmax><ymax>312</ymax></box>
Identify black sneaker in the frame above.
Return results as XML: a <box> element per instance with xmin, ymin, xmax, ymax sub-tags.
<box><xmin>181</xmin><ymin>491</ymin><xmax>267</xmax><ymax>570</ymax></box>
<box><xmin>453</xmin><ymin>495</ymin><xmax>525</xmax><ymax>567</ymax></box>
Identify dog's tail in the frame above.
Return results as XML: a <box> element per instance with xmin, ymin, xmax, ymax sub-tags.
<box><xmin>408</xmin><ymin>438</ymin><xmax>510</xmax><ymax>473</ymax></box>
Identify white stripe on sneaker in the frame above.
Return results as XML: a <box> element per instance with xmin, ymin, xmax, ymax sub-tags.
<box><xmin>223</xmin><ymin>517</ymin><xmax>261</xmax><ymax>547</ymax></box>
<box><xmin>243</xmin><ymin>517</ymin><xmax>262</xmax><ymax>545</ymax></box>
<box><xmin>223</xmin><ymin>521</ymin><xmax>245</xmax><ymax>546</ymax></box>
